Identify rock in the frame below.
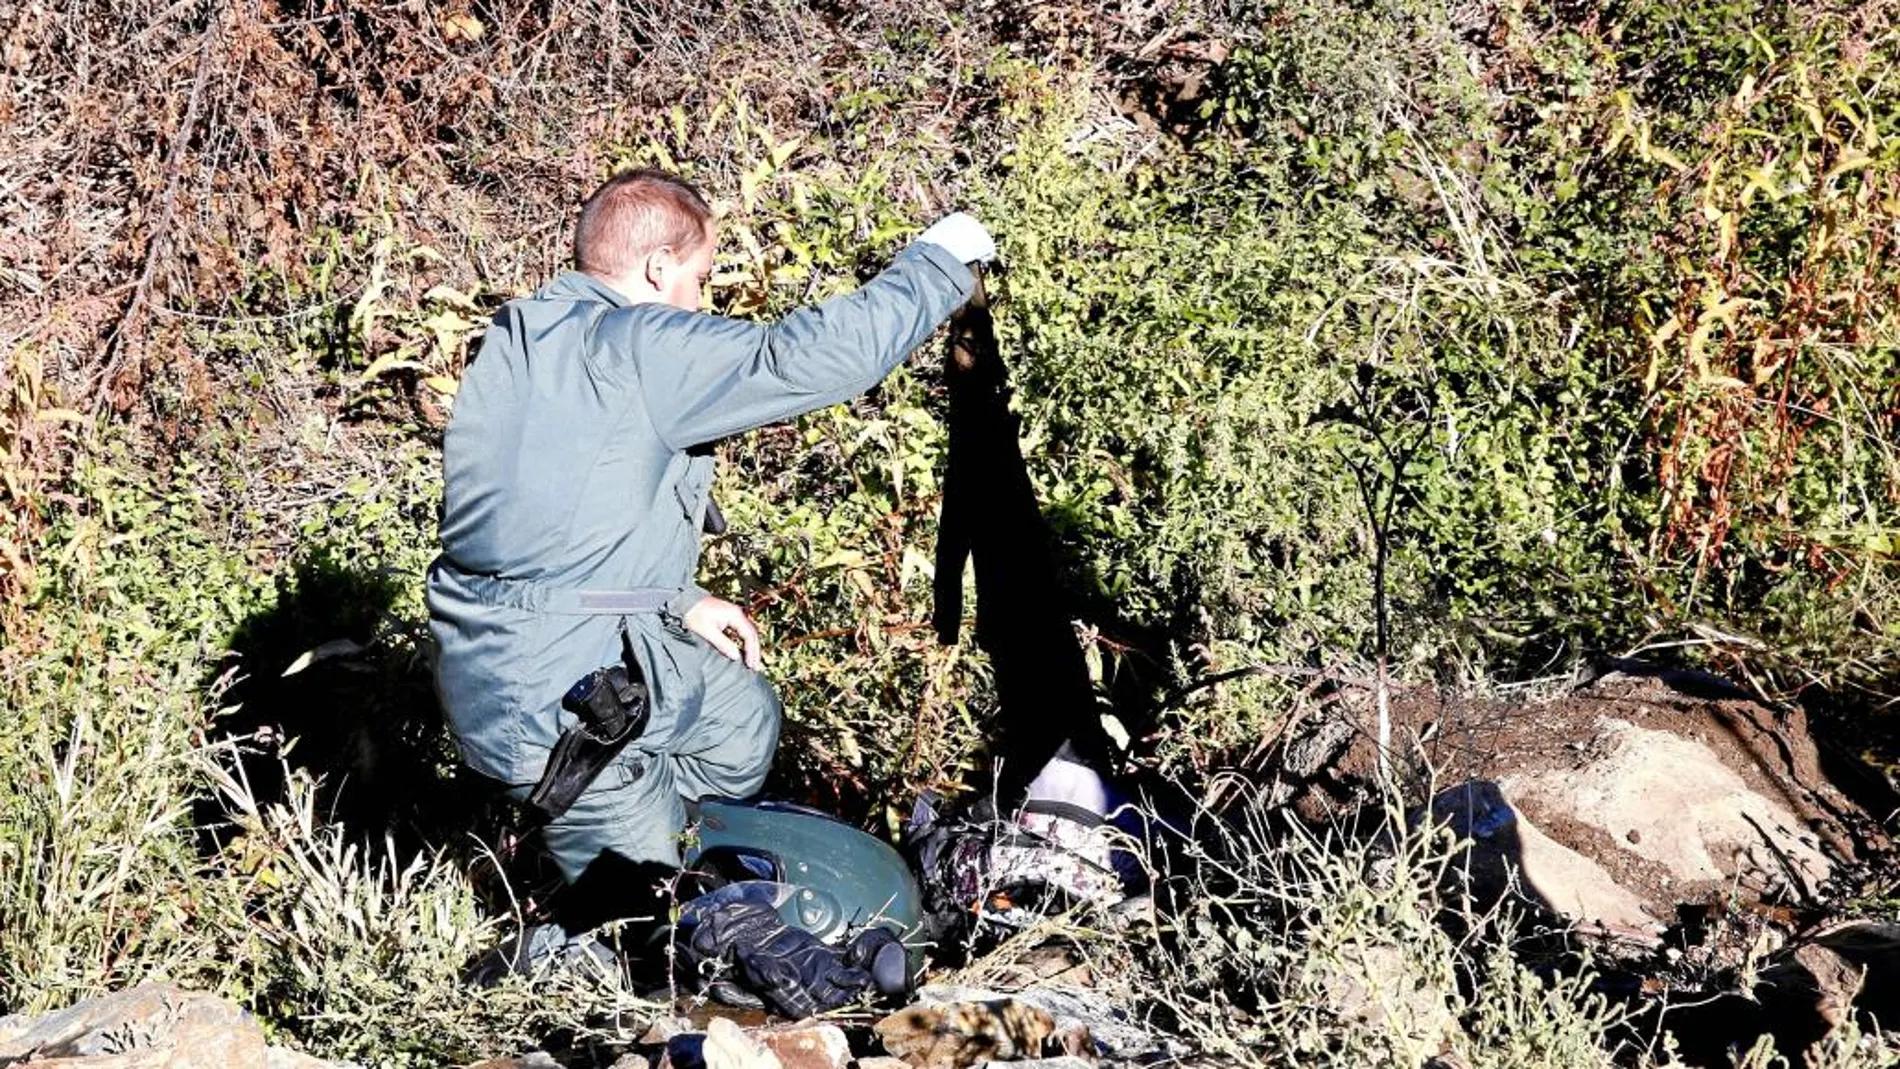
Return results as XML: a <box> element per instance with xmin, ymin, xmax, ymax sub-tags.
<box><xmin>1428</xmin><ymin>781</ymin><xmax>1663</xmax><ymax>937</ymax></box>
<box><xmin>907</xmin><ymin>985</ymin><xmax>1175</xmax><ymax>1062</ymax></box>
<box><xmin>660</xmin><ymin>1018</ymin><xmax>845</xmax><ymax>1069</ymax></box>
<box><xmin>701</xmin><ymin>1018</ymin><xmax>782</xmax><ymax>1069</ymax></box>
<box><xmin>1665</xmin><ymin>921</ymin><xmax>1900</xmax><ymax>1064</ymax></box>
<box><xmin>1765</xmin><ymin>943</ymin><xmax>1868</xmax><ymax>1032</ymax></box>
<box><xmin>1281</xmin><ymin>709</ymin><xmax>1358</xmax><ymax>780</ymax></box>
<box><xmin>610</xmin><ymin>1056</ymin><xmax>652</xmax><ymax>1069</ymax></box>
<box><xmin>1763</xmin><ymin>921</ymin><xmax>1900</xmax><ymax>1029</ymax></box>
<box><xmin>1812</xmin><ymin>920</ymin><xmax>1900</xmax><ymax>999</ymax></box>
<box><xmin>874</xmin><ymin>998</ymin><xmax>1056</xmax><ymax>1069</ymax></box>
<box><xmin>1273</xmin><ymin>709</ymin><xmax>1364</xmax><ymax>815</ymax></box>
<box><xmin>1339</xmin><ymin>675</ymin><xmax>1872</xmax><ymax>923</ymax></box>
<box><xmin>0</xmin><ymin>982</ymin><xmax>346</xmax><ymax>1068</ymax></box>
<box><xmin>753</xmin><ymin>1022</ymin><xmax>851</xmax><ymax>1069</ymax></box>
<box><xmin>1421</xmin><ymin>711</ymin><xmax>1842</xmax><ymax>929</ymax></box>
<box><xmin>640</xmin><ymin>1016</ymin><xmax>700</xmax><ymax>1044</ymax></box>
<box><xmin>1311</xmin><ymin>943</ymin><xmax>1460</xmax><ymax>1056</ymax></box>
<box><xmin>1500</xmin><ymin>717</ymin><xmax>1833</xmax><ymax>904</ymax></box>
<box><xmin>853</xmin><ymin>1060</ymin><xmax>912</xmax><ymax>1069</ymax></box>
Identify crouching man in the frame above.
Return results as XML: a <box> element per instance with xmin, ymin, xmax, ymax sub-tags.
<box><xmin>427</xmin><ymin>169</ymin><xmax>993</xmax><ymax>887</ymax></box>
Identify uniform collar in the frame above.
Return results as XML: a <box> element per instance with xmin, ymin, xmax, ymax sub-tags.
<box><xmin>541</xmin><ymin>270</ymin><xmax>634</xmax><ymax>308</ymax></box>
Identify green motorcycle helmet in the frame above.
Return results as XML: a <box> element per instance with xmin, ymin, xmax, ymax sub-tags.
<box><xmin>685</xmin><ymin>799</ymin><xmax>927</xmax><ymax>972</ymax></box>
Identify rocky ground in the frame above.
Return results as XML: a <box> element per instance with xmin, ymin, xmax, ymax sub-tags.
<box><xmin>1274</xmin><ymin>665</ymin><xmax>1900</xmax><ymax>1062</ymax></box>
<box><xmin>4</xmin><ymin>666</ymin><xmax>1895</xmax><ymax>1068</ymax></box>
<box><xmin>0</xmin><ymin>982</ymin><xmax>1153</xmax><ymax>1069</ymax></box>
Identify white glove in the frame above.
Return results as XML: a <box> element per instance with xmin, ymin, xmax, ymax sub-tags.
<box><xmin>917</xmin><ymin>211</ymin><xmax>997</xmax><ymax>266</ymax></box>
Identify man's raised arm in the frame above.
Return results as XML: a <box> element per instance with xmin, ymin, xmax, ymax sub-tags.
<box><xmin>605</xmin><ymin>222</ymin><xmax>991</xmax><ymax>450</ymax></box>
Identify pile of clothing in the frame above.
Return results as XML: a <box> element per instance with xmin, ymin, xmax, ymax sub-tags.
<box><xmin>473</xmin><ymin>752</ymin><xmax>1148</xmax><ymax>1018</ymax></box>
<box><xmin>675</xmin><ymin>752</ymin><xmax>1147</xmax><ymax>1015</ymax></box>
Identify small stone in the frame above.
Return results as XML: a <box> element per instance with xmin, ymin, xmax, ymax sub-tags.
<box><xmin>753</xmin><ymin>1022</ymin><xmax>850</xmax><ymax>1069</ymax></box>
<box><xmin>641</xmin><ymin>1017</ymin><xmax>699</xmax><ymax>1045</ymax></box>
<box><xmin>1626</xmin><ymin>828</ymin><xmax>1641</xmax><ymax>844</ymax></box>
<box><xmin>704</xmin><ymin>1018</ymin><xmax>782</xmax><ymax>1069</ymax></box>
<box><xmin>875</xmin><ymin>1000</ymin><xmax>1056</xmax><ymax>1068</ymax></box>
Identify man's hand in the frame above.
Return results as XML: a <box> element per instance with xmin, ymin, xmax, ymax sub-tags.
<box><xmin>918</xmin><ymin>212</ymin><xmax>997</xmax><ymax>266</ymax></box>
<box><xmin>683</xmin><ymin>596</ymin><xmax>764</xmax><ymax>671</ymax></box>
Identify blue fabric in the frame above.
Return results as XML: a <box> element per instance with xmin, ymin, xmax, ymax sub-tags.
<box><xmin>427</xmin><ymin>242</ymin><xmax>975</xmax><ymax>786</ymax></box>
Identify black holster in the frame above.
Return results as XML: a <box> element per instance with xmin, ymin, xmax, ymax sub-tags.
<box><xmin>525</xmin><ymin>661</ymin><xmax>651</xmax><ymax>824</ymax></box>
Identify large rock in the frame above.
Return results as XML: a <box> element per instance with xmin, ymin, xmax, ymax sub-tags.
<box><xmin>0</xmin><ymin>982</ymin><xmax>337</xmax><ymax>1068</ymax></box>
<box><xmin>1429</xmin><ymin>780</ymin><xmax>1664</xmax><ymax>939</ymax></box>
<box><xmin>1656</xmin><ymin>920</ymin><xmax>1900</xmax><ymax>1064</ymax></box>
<box><xmin>1759</xmin><ymin>921</ymin><xmax>1900</xmax><ymax>1030</ymax></box>
<box><xmin>1371</xmin><ymin>672</ymin><xmax>1869</xmax><ymax>932</ymax></box>
<box><xmin>1428</xmin><ymin>714</ymin><xmax>1836</xmax><ymax>933</ymax></box>
<box><xmin>1500</xmin><ymin>717</ymin><xmax>1833</xmax><ymax>905</ymax></box>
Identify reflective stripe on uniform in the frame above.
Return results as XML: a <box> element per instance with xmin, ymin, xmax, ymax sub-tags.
<box><xmin>432</xmin><ymin>561</ymin><xmax>674</xmax><ymax>616</ymax></box>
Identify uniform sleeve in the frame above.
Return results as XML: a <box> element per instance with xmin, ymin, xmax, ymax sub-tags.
<box><xmin>598</xmin><ymin>242</ymin><xmax>976</xmax><ymax>450</ymax></box>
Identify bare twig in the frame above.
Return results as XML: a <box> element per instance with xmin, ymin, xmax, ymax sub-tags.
<box><xmin>90</xmin><ymin>0</ymin><xmax>222</xmax><ymax>409</ymax></box>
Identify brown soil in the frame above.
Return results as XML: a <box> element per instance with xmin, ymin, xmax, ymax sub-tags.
<box><xmin>1311</xmin><ymin>667</ymin><xmax>1887</xmax><ymax>917</ymax></box>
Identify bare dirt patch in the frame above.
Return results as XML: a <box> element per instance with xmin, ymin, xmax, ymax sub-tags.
<box><xmin>1286</xmin><ymin>668</ymin><xmax>1887</xmax><ymax>922</ymax></box>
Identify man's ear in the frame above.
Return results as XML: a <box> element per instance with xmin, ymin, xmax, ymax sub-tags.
<box><xmin>643</xmin><ymin>245</ymin><xmax>677</xmax><ymax>289</ymax></box>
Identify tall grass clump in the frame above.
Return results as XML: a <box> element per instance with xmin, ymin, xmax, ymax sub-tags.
<box><xmin>0</xmin><ymin>444</ymin><xmax>654</xmax><ymax>1061</ymax></box>
<box><xmin>201</xmin><ymin>757</ymin><xmax>660</xmax><ymax>1064</ymax></box>
<box><xmin>1134</xmin><ymin>782</ymin><xmax>1633</xmax><ymax>1067</ymax></box>
<box><xmin>0</xmin><ymin>457</ymin><xmax>263</xmax><ymax>1011</ymax></box>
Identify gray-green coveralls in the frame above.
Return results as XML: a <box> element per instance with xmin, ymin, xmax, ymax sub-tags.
<box><xmin>426</xmin><ymin>242</ymin><xmax>975</xmax><ymax>880</ymax></box>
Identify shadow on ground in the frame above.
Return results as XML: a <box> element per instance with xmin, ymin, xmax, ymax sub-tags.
<box><xmin>194</xmin><ymin>550</ymin><xmax>514</xmax><ymax>870</ymax></box>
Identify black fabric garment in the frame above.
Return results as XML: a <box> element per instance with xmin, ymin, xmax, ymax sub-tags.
<box><xmin>931</xmin><ymin>275</ymin><xmax>1115</xmax><ymax>806</ymax></box>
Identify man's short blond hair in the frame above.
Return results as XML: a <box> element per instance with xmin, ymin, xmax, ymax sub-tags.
<box><xmin>574</xmin><ymin>169</ymin><xmax>713</xmax><ymax>277</ymax></box>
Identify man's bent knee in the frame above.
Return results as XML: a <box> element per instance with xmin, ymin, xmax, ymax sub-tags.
<box><xmin>530</xmin><ymin>760</ymin><xmax>689</xmax><ymax>879</ymax></box>
<box><xmin>673</xmin><ymin>656</ymin><xmax>780</xmax><ymax>801</ymax></box>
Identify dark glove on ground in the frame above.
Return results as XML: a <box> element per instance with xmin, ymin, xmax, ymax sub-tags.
<box><xmin>678</xmin><ymin>881</ymin><xmax>906</xmax><ymax>1017</ymax></box>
